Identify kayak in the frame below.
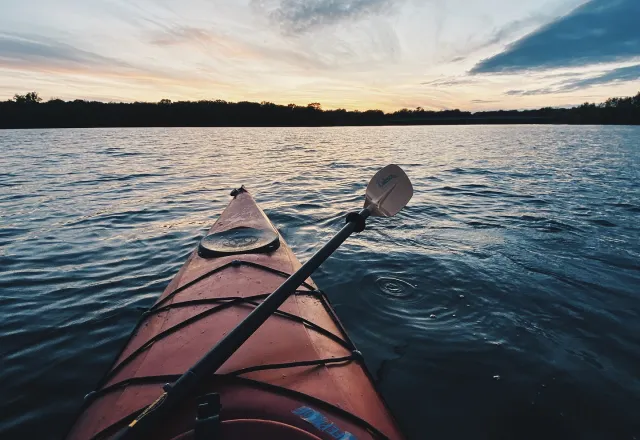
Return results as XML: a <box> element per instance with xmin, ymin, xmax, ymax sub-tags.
<box><xmin>67</xmin><ymin>187</ymin><xmax>404</xmax><ymax>440</ymax></box>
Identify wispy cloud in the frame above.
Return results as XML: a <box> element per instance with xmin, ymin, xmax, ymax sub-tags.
<box><xmin>149</xmin><ymin>26</ymin><xmax>214</xmax><ymax>47</ymax></box>
<box><xmin>0</xmin><ymin>33</ymin><xmax>129</xmax><ymax>71</ymax></box>
<box><xmin>504</xmin><ymin>88</ymin><xmax>555</xmax><ymax>96</ymax></box>
<box><xmin>472</xmin><ymin>0</ymin><xmax>640</xmax><ymax>73</ymax></box>
<box><xmin>252</xmin><ymin>0</ymin><xmax>401</xmax><ymax>33</ymax></box>
<box><xmin>0</xmin><ymin>32</ymin><xmax>234</xmax><ymax>91</ymax></box>
<box><xmin>443</xmin><ymin>10</ymin><xmax>560</xmax><ymax>66</ymax></box>
<box><xmin>421</xmin><ymin>76</ymin><xmax>478</xmax><ymax>87</ymax></box>
<box><xmin>147</xmin><ymin>25</ymin><xmax>329</xmax><ymax>72</ymax></box>
<box><xmin>505</xmin><ymin>64</ymin><xmax>640</xmax><ymax>95</ymax></box>
<box><xmin>559</xmin><ymin>63</ymin><xmax>640</xmax><ymax>90</ymax></box>
<box><xmin>482</xmin><ymin>13</ymin><xmax>553</xmax><ymax>49</ymax></box>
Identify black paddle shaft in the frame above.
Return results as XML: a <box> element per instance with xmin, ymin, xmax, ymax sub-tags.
<box><xmin>114</xmin><ymin>208</ymin><xmax>370</xmax><ymax>439</ymax></box>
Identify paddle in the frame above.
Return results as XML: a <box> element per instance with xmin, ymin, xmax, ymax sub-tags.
<box><xmin>114</xmin><ymin>164</ymin><xmax>413</xmax><ymax>439</ymax></box>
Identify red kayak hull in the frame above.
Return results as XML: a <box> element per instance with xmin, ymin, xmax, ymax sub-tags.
<box><xmin>67</xmin><ymin>190</ymin><xmax>403</xmax><ymax>439</ymax></box>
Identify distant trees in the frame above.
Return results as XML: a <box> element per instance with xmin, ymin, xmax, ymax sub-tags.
<box><xmin>0</xmin><ymin>91</ymin><xmax>638</xmax><ymax>129</ymax></box>
<box><xmin>12</xmin><ymin>92</ymin><xmax>41</xmax><ymax>104</ymax></box>
<box><xmin>565</xmin><ymin>92</ymin><xmax>640</xmax><ymax>124</ymax></box>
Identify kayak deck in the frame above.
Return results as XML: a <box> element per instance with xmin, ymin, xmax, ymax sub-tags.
<box><xmin>67</xmin><ymin>189</ymin><xmax>403</xmax><ymax>439</ymax></box>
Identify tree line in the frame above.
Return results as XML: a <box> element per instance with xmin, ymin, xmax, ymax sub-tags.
<box><xmin>1</xmin><ymin>91</ymin><xmax>639</xmax><ymax>129</ymax></box>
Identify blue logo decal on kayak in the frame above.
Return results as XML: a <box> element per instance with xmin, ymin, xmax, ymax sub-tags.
<box><xmin>292</xmin><ymin>406</ymin><xmax>357</xmax><ymax>439</ymax></box>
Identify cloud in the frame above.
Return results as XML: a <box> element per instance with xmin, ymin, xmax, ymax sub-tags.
<box><xmin>147</xmin><ymin>21</ymin><xmax>401</xmax><ymax>73</ymax></box>
<box><xmin>252</xmin><ymin>0</ymin><xmax>399</xmax><ymax>33</ymax></box>
<box><xmin>0</xmin><ymin>33</ymin><xmax>129</xmax><ymax>70</ymax></box>
<box><xmin>471</xmin><ymin>99</ymin><xmax>499</xmax><ymax>103</ymax></box>
<box><xmin>149</xmin><ymin>27</ymin><xmax>214</xmax><ymax>46</ymax></box>
<box><xmin>504</xmin><ymin>88</ymin><xmax>555</xmax><ymax>96</ymax></box>
<box><xmin>0</xmin><ymin>32</ymin><xmax>233</xmax><ymax>90</ymax></box>
<box><xmin>505</xmin><ymin>64</ymin><xmax>640</xmax><ymax>95</ymax></box>
<box><xmin>421</xmin><ymin>76</ymin><xmax>478</xmax><ymax>87</ymax></box>
<box><xmin>443</xmin><ymin>10</ymin><xmax>560</xmax><ymax>67</ymax></box>
<box><xmin>471</xmin><ymin>0</ymin><xmax>640</xmax><ymax>73</ymax></box>
<box><xmin>542</xmin><ymin>71</ymin><xmax>594</xmax><ymax>79</ymax></box>
<box><xmin>147</xmin><ymin>25</ymin><xmax>329</xmax><ymax>71</ymax></box>
<box><xmin>482</xmin><ymin>13</ymin><xmax>552</xmax><ymax>49</ymax></box>
<box><xmin>558</xmin><ymin>63</ymin><xmax>640</xmax><ymax>90</ymax></box>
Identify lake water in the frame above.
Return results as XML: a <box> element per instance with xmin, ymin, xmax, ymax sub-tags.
<box><xmin>1</xmin><ymin>126</ymin><xmax>639</xmax><ymax>439</ymax></box>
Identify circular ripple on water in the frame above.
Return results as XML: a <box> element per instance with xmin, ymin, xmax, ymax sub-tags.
<box><xmin>374</xmin><ymin>276</ymin><xmax>416</xmax><ymax>300</ymax></box>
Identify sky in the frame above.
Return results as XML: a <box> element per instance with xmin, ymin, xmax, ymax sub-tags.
<box><xmin>0</xmin><ymin>0</ymin><xmax>638</xmax><ymax>111</ymax></box>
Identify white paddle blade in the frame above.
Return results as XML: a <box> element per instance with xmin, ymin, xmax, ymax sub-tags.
<box><xmin>364</xmin><ymin>164</ymin><xmax>413</xmax><ymax>217</ymax></box>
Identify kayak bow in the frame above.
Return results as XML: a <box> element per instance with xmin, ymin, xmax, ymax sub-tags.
<box><xmin>67</xmin><ymin>183</ymin><xmax>407</xmax><ymax>440</ymax></box>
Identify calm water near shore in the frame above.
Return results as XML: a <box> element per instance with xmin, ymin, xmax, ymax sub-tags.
<box><xmin>1</xmin><ymin>125</ymin><xmax>639</xmax><ymax>439</ymax></box>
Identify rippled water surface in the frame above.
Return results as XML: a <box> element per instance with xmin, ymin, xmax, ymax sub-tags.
<box><xmin>1</xmin><ymin>126</ymin><xmax>639</xmax><ymax>439</ymax></box>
